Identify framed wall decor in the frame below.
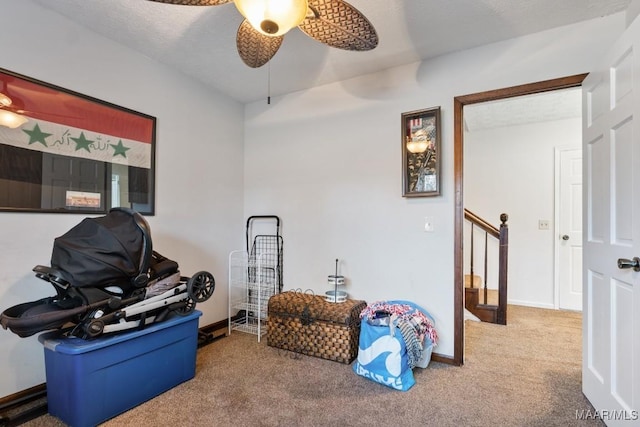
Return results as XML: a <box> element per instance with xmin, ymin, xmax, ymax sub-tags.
<box><xmin>0</xmin><ymin>67</ymin><xmax>156</xmax><ymax>214</ymax></box>
<box><xmin>401</xmin><ymin>106</ymin><xmax>441</xmax><ymax>197</ymax></box>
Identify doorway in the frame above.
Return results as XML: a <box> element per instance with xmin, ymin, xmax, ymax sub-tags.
<box><xmin>452</xmin><ymin>74</ymin><xmax>588</xmax><ymax>365</ymax></box>
<box><xmin>463</xmin><ymin>88</ymin><xmax>582</xmax><ymax>311</ymax></box>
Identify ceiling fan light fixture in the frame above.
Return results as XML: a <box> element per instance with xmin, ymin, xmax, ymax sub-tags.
<box><xmin>0</xmin><ymin>92</ymin><xmax>12</xmax><ymax>107</ymax></box>
<box><xmin>0</xmin><ymin>109</ymin><xmax>28</xmax><ymax>129</ymax></box>
<box><xmin>234</xmin><ymin>0</ymin><xmax>308</xmax><ymax>37</ymax></box>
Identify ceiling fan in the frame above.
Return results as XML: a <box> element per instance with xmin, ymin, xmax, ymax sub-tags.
<box><xmin>148</xmin><ymin>0</ymin><xmax>378</xmax><ymax>68</ymax></box>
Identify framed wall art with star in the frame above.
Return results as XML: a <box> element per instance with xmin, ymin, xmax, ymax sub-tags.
<box><xmin>0</xmin><ymin>68</ymin><xmax>156</xmax><ymax>214</ymax></box>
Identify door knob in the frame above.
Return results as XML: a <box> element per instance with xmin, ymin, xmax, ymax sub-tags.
<box><xmin>562</xmin><ymin>235</ymin><xmax>570</xmax><ymax>241</ymax></box>
<box><xmin>617</xmin><ymin>257</ymin><xmax>640</xmax><ymax>272</ymax></box>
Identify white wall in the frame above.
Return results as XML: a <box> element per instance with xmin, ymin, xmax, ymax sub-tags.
<box><xmin>0</xmin><ymin>1</ymin><xmax>630</xmax><ymax>399</ymax></box>
<box><xmin>464</xmin><ymin>117</ymin><xmax>582</xmax><ymax>308</ymax></box>
<box><xmin>628</xmin><ymin>0</ymin><xmax>640</xmax><ymax>26</ymax></box>
<box><xmin>0</xmin><ymin>1</ymin><xmax>244</xmax><ymax>397</ymax></box>
<box><xmin>243</xmin><ymin>14</ymin><xmax>626</xmax><ymax>359</ymax></box>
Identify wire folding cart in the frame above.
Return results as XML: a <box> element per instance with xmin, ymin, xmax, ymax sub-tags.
<box><xmin>228</xmin><ymin>216</ymin><xmax>283</xmax><ymax>341</ymax></box>
<box><xmin>246</xmin><ymin>215</ymin><xmax>283</xmax><ymax>293</ymax></box>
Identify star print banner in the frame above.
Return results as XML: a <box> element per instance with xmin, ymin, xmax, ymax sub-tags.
<box><xmin>0</xmin><ymin>69</ymin><xmax>154</xmax><ymax>169</ymax></box>
<box><xmin>1</xmin><ymin>68</ymin><xmax>156</xmax><ymax>214</ymax></box>
<box><xmin>0</xmin><ymin>119</ymin><xmax>152</xmax><ymax>169</ymax></box>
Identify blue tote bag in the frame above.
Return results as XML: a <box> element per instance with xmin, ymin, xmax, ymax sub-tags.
<box><xmin>352</xmin><ymin>300</ymin><xmax>436</xmax><ymax>391</ymax></box>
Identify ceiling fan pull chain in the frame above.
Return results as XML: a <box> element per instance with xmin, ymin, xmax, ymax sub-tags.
<box><xmin>267</xmin><ymin>61</ymin><xmax>271</xmax><ymax>105</ymax></box>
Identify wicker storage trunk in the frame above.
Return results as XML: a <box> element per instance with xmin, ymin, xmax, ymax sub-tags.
<box><xmin>267</xmin><ymin>291</ymin><xmax>366</xmax><ymax>364</ymax></box>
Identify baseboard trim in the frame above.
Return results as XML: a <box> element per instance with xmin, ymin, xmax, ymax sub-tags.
<box><xmin>507</xmin><ymin>299</ymin><xmax>555</xmax><ymax>310</ymax></box>
<box><xmin>197</xmin><ymin>318</ymin><xmax>229</xmax><ymax>347</ymax></box>
<box><xmin>431</xmin><ymin>352</ymin><xmax>459</xmax><ymax>366</ymax></box>
<box><xmin>0</xmin><ymin>383</ymin><xmax>48</xmax><ymax>427</ymax></box>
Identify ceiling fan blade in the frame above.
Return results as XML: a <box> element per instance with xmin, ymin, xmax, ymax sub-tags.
<box><xmin>146</xmin><ymin>0</ymin><xmax>231</xmax><ymax>5</ymax></box>
<box><xmin>298</xmin><ymin>0</ymin><xmax>378</xmax><ymax>51</ymax></box>
<box><xmin>236</xmin><ymin>20</ymin><xmax>284</xmax><ymax>68</ymax></box>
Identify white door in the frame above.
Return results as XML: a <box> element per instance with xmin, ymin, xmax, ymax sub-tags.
<box><xmin>582</xmin><ymin>14</ymin><xmax>640</xmax><ymax>425</ymax></box>
<box><xmin>557</xmin><ymin>148</ymin><xmax>582</xmax><ymax>311</ymax></box>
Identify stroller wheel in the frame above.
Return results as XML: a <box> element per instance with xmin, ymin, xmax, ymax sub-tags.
<box><xmin>187</xmin><ymin>271</ymin><xmax>215</xmax><ymax>303</ymax></box>
<box><xmin>175</xmin><ymin>298</ymin><xmax>196</xmax><ymax>316</ymax></box>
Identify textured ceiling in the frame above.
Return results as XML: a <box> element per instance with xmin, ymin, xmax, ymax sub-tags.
<box><xmin>30</xmin><ymin>0</ymin><xmax>630</xmax><ymax>104</ymax></box>
<box><xmin>464</xmin><ymin>87</ymin><xmax>582</xmax><ymax>132</ymax></box>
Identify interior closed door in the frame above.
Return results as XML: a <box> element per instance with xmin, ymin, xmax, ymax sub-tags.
<box><xmin>557</xmin><ymin>148</ymin><xmax>582</xmax><ymax>311</ymax></box>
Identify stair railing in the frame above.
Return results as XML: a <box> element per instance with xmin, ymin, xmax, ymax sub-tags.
<box><xmin>464</xmin><ymin>209</ymin><xmax>509</xmax><ymax>325</ymax></box>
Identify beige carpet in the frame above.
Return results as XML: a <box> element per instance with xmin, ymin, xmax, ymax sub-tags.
<box><xmin>24</xmin><ymin>305</ymin><xmax>602</xmax><ymax>427</ymax></box>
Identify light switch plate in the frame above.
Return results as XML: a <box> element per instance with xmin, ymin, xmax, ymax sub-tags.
<box><xmin>424</xmin><ymin>216</ymin><xmax>434</xmax><ymax>232</ymax></box>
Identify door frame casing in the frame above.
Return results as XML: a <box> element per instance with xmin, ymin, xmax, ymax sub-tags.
<box><xmin>452</xmin><ymin>74</ymin><xmax>588</xmax><ymax>365</ymax></box>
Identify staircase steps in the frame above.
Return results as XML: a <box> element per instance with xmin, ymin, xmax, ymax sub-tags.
<box><xmin>464</xmin><ymin>275</ymin><xmax>500</xmax><ymax>323</ymax></box>
<box><xmin>464</xmin><ymin>210</ymin><xmax>509</xmax><ymax>325</ymax></box>
<box><xmin>464</xmin><ymin>274</ymin><xmax>482</xmax><ymax>289</ymax></box>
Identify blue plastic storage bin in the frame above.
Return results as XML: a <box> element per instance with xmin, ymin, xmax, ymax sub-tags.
<box><xmin>39</xmin><ymin>310</ymin><xmax>201</xmax><ymax>427</ymax></box>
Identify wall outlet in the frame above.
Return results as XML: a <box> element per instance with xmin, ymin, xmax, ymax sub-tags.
<box><xmin>538</xmin><ymin>220</ymin><xmax>550</xmax><ymax>230</ymax></box>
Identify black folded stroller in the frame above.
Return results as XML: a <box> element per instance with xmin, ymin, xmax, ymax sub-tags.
<box><xmin>0</xmin><ymin>208</ymin><xmax>215</xmax><ymax>339</ymax></box>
